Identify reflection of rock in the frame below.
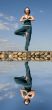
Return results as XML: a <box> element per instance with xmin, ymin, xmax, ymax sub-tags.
<box><xmin>0</xmin><ymin>52</ymin><xmax>4</xmax><ymax>60</ymax></box>
<box><xmin>0</xmin><ymin>51</ymin><xmax>52</xmax><ymax>61</ymax></box>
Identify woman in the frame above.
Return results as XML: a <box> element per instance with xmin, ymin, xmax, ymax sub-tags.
<box><xmin>14</xmin><ymin>61</ymin><xmax>36</xmax><ymax>105</ymax></box>
<box><xmin>14</xmin><ymin>7</ymin><xmax>35</xmax><ymax>51</ymax></box>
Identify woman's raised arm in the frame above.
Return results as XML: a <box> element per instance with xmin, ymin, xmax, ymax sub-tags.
<box><xmin>20</xmin><ymin>16</ymin><xmax>26</xmax><ymax>22</ymax></box>
<box><xmin>28</xmin><ymin>16</ymin><xmax>36</xmax><ymax>21</ymax></box>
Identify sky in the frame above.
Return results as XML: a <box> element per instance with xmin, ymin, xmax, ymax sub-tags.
<box><xmin>0</xmin><ymin>0</ymin><xmax>52</xmax><ymax>51</ymax></box>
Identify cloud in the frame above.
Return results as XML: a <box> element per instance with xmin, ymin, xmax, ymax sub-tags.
<box><xmin>0</xmin><ymin>83</ymin><xmax>17</xmax><ymax>100</ymax></box>
<box><xmin>0</xmin><ymin>83</ymin><xmax>17</xmax><ymax>91</ymax></box>
<box><xmin>0</xmin><ymin>13</ymin><xmax>4</xmax><ymax>17</ymax></box>
<box><xmin>0</xmin><ymin>41</ymin><xmax>20</xmax><ymax>51</ymax></box>
<box><xmin>0</xmin><ymin>83</ymin><xmax>10</xmax><ymax>90</ymax></box>
<box><xmin>11</xmin><ymin>23</ymin><xmax>18</xmax><ymax>30</ymax></box>
<box><xmin>3</xmin><ymin>22</ymin><xmax>9</xmax><ymax>25</ymax></box>
<box><xmin>0</xmin><ymin>38</ymin><xmax>8</xmax><ymax>43</ymax></box>
<box><xmin>0</xmin><ymin>12</ymin><xmax>17</xmax><ymax>22</ymax></box>
<box><xmin>0</xmin><ymin>23</ymin><xmax>9</xmax><ymax>30</ymax></box>
<box><xmin>0</xmin><ymin>12</ymin><xmax>18</xmax><ymax>31</ymax></box>
<box><xmin>0</xmin><ymin>92</ymin><xmax>15</xmax><ymax>100</ymax></box>
<box><xmin>0</xmin><ymin>96</ymin><xmax>3</xmax><ymax>100</ymax></box>
<box><xmin>0</xmin><ymin>22</ymin><xmax>18</xmax><ymax>31</ymax></box>
<box><xmin>8</xmin><ymin>92</ymin><xmax>15</xmax><ymax>99</ymax></box>
<box><xmin>4</xmin><ymin>16</ymin><xmax>17</xmax><ymax>22</ymax></box>
<box><xmin>14</xmin><ymin>23</ymin><xmax>18</xmax><ymax>29</ymax></box>
<box><xmin>40</xmin><ymin>10</ymin><xmax>44</xmax><ymax>13</ymax></box>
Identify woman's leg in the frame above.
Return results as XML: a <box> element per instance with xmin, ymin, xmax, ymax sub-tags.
<box><xmin>25</xmin><ymin>32</ymin><xmax>31</xmax><ymax>51</ymax></box>
<box><xmin>25</xmin><ymin>61</ymin><xmax>32</xmax><ymax>82</ymax></box>
<box><xmin>14</xmin><ymin>26</ymin><xmax>26</xmax><ymax>36</ymax></box>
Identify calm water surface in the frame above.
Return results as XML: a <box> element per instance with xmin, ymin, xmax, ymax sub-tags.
<box><xmin>0</xmin><ymin>61</ymin><xmax>52</xmax><ymax>110</ymax></box>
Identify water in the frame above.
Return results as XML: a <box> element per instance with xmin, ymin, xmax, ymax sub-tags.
<box><xmin>0</xmin><ymin>61</ymin><xmax>52</xmax><ymax>110</ymax></box>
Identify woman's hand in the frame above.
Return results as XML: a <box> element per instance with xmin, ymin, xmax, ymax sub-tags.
<box><xmin>20</xmin><ymin>16</ymin><xmax>28</xmax><ymax>22</ymax></box>
<box><xmin>20</xmin><ymin>15</ymin><xmax>36</xmax><ymax>22</ymax></box>
<box><xmin>28</xmin><ymin>16</ymin><xmax>35</xmax><ymax>21</ymax></box>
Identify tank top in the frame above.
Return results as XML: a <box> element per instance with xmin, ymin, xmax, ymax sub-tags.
<box><xmin>23</xmin><ymin>19</ymin><xmax>31</xmax><ymax>26</ymax></box>
<box><xmin>23</xmin><ymin>19</ymin><xmax>32</xmax><ymax>34</ymax></box>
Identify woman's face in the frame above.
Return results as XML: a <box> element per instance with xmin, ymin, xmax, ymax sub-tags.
<box><xmin>25</xmin><ymin>8</ymin><xmax>30</xmax><ymax>15</ymax></box>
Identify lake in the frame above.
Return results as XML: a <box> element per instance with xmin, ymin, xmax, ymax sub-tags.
<box><xmin>0</xmin><ymin>61</ymin><xmax>52</xmax><ymax>110</ymax></box>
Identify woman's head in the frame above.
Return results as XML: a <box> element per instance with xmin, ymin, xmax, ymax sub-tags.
<box><xmin>24</xmin><ymin>7</ymin><xmax>31</xmax><ymax>15</ymax></box>
<box><xmin>24</xmin><ymin>98</ymin><xmax>30</xmax><ymax>105</ymax></box>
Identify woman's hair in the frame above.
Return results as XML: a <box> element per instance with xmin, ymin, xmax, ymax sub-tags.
<box><xmin>24</xmin><ymin>7</ymin><xmax>31</xmax><ymax>14</ymax></box>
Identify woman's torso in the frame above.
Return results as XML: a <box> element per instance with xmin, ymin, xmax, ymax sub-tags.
<box><xmin>23</xmin><ymin>19</ymin><xmax>32</xmax><ymax>34</ymax></box>
<box><xmin>23</xmin><ymin>19</ymin><xmax>31</xmax><ymax>26</ymax></box>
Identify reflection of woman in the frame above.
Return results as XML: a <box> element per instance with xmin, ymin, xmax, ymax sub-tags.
<box><xmin>14</xmin><ymin>61</ymin><xmax>36</xmax><ymax>105</ymax></box>
<box><xmin>14</xmin><ymin>7</ymin><xmax>35</xmax><ymax>51</ymax></box>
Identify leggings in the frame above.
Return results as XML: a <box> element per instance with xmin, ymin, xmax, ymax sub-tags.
<box><xmin>14</xmin><ymin>26</ymin><xmax>31</xmax><ymax>51</ymax></box>
<box><xmin>14</xmin><ymin>61</ymin><xmax>32</xmax><ymax>88</ymax></box>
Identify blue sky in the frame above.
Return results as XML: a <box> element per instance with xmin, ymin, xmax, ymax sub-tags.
<box><xmin>0</xmin><ymin>0</ymin><xmax>52</xmax><ymax>51</ymax></box>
